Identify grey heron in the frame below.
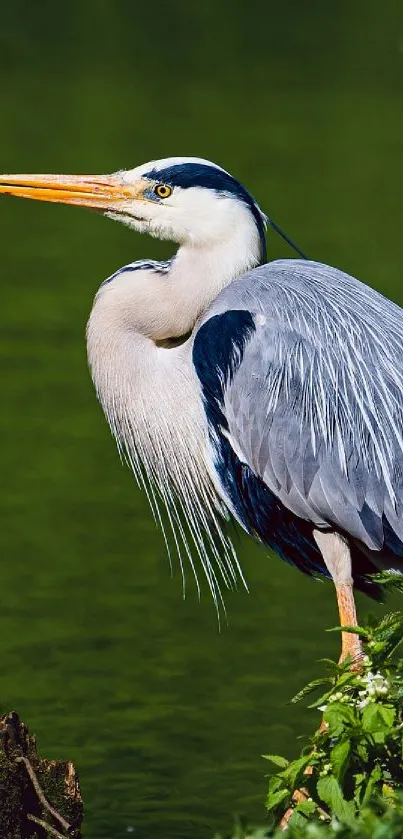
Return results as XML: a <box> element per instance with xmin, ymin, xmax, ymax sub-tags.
<box><xmin>1</xmin><ymin>156</ymin><xmax>402</xmax><ymax>666</ymax></box>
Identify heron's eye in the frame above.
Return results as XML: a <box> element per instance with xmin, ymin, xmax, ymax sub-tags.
<box><xmin>154</xmin><ymin>183</ymin><xmax>172</xmax><ymax>199</ymax></box>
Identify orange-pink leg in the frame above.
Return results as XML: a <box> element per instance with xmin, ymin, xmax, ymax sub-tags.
<box><xmin>313</xmin><ymin>530</ymin><xmax>363</xmax><ymax>668</ymax></box>
<box><xmin>335</xmin><ymin>582</ymin><xmax>363</xmax><ymax>666</ymax></box>
<box><xmin>280</xmin><ymin>545</ymin><xmax>363</xmax><ymax>829</ymax></box>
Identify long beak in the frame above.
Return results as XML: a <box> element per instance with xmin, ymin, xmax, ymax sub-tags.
<box><xmin>0</xmin><ymin>172</ymin><xmax>141</xmax><ymax>211</ymax></box>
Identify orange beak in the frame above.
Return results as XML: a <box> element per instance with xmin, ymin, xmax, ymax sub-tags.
<box><xmin>0</xmin><ymin>172</ymin><xmax>143</xmax><ymax>211</ymax></box>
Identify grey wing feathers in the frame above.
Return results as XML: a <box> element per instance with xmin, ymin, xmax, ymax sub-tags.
<box><xmin>206</xmin><ymin>259</ymin><xmax>403</xmax><ymax>551</ymax></box>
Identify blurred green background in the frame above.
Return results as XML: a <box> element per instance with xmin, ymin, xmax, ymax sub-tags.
<box><xmin>0</xmin><ymin>1</ymin><xmax>402</xmax><ymax>836</ymax></box>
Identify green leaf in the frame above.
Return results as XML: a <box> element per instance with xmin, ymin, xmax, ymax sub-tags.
<box><xmin>307</xmin><ymin>687</ymin><xmax>336</xmax><ymax>709</ymax></box>
<box><xmin>330</xmin><ymin>739</ymin><xmax>351</xmax><ymax>784</ymax></box>
<box><xmin>317</xmin><ymin>657</ymin><xmax>339</xmax><ymax>670</ymax></box>
<box><xmin>288</xmin><ymin>800</ymin><xmax>319</xmax><ymax>830</ymax></box>
<box><xmin>261</xmin><ymin>754</ymin><xmax>289</xmax><ymax>769</ymax></box>
<box><xmin>353</xmin><ymin>772</ymin><xmax>366</xmax><ymax>806</ymax></box>
<box><xmin>370</xmin><ymin>612</ymin><xmax>403</xmax><ymax>659</ymax></box>
<box><xmin>356</xmin><ymin>742</ymin><xmax>369</xmax><ymax>762</ymax></box>
<box><xmin>293</xmin><ymin>799</ymin><xmax>317</xmax><ymax>817</ymax></box>
<box><xmin>326</xmin><ymin>625</ymin><xmax>370</xmax><ymax>638</ymax></box>
<box><xmin>265</xmin><ymin>787</ymin><xmax>289</xmax><ymax>812</ymax></box>
<box><xmin>362</xmin><ymin>703</ymin><xmax>395</xmax><ymax>736</ymax></box>
<box><xmin>279</xmin><ymin>754</ymin><xmax>314</xmax><ymax>789</ymax></box>
<box><xmin>334</xmin><ymin>671</ymin><xmax>360</xmax><ymax>689</ymax></box>
<box><xmin>317</xmin><ymin>775</ymin><xmax>356</xmax><ymax>825</ymax></box>
<box><xmin>307</xmin><ymin>672</ymin><xmax>358</xmax><ymax>709</ymax></box>
<box><xmin>323</xmin><ymin>702</ymin><xmax>358</xmax><ymax>736</ymax></box>
<box><xmin>378</xmin><ymin>705</ymin><xmax>396</xmax><ymax>728</ymax></box>
<box><xmin>291</xmin><ymin>677</ymin><xmax>332</xmax><ymax>704</ymax></box>
<box><xmin>371</xmin><ymin>571</ymin><xmax>403</xmax><ymax>593</ymax></box>
<box><xmin>361</xmin><ymin>704</ymin><xmax>381</xmax><ymax>734</ymax></box>
<box><xmin>361</xmin><ymin>764</ymin><xmax>382</xmax><ymax>807</ymax></box>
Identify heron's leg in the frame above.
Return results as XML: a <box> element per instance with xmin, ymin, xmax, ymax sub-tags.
<box><xmin>313</xmin><ymin>530</ymin><xmax>363</xmax><ymax>667</ymax></box>
<box><xmin>280</xmin><ymin>534</ymin><xmax>362</xmax><ymax>830</ymax></box>
<box><xmin>280</xmin><ymin>533</ymin><xmax>362</xmax><ymax>830</ymax></box>
<box><xmin>334</xmin><ymin>580</ymin><xmax>362</xmax><ymax>663</ymax></box>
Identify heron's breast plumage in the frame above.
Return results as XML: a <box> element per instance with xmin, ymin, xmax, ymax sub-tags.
<box><xmin>86</xmin><ymin>299</ymin><xmax>241</xmax><ymax>601</ymax></box>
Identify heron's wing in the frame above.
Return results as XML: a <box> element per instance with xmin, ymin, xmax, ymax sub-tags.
<box><xmin>193</xmin><ymin>259</ymin><xmax>403</xmax><ymax>553</ymax></box>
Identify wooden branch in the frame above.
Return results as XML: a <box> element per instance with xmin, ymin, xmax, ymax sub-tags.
<box><xmin>0</xmin><ymin>711</ymin><xmax>83</xmax><ymax>838</ymax></box>
<box><xmin>27</xmin><ymin>814</ymin><xmax>68</xmax><ymax>839</ymax></box>
<box><xmin>16</xmin><ymin>757</ymin><xmax>71</xmax><ymax>832</ymax></box>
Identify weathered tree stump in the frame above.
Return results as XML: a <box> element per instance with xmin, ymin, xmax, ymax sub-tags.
<box><xmin>0</xmin><ymin>711</ymin><xmax>83</xmax><ymax>838</ymax></box>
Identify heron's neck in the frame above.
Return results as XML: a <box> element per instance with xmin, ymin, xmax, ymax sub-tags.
<box><xmin>169</xmin><ymin>225</ymin><xmax>261</xmax><ymax>327</ymax></box>
<box><xmin>88</xmin><ymin>212</ymin><xmax>262</xmax><ymax>358</ymax></box>
<box><xmin>87</xmin><ymin>219</ymin><xmax>261</xmax><ymax>484</ymax></box>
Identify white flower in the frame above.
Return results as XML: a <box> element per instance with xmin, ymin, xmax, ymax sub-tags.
<box><xmin>356</xmin><ymin>670</ymin><xmax>389</xmax><ymax>707</ymax></box>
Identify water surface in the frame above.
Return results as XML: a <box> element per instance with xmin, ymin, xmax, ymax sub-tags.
<box><xmin>0</xmin><ymin>2</ymin><xmax>402</xmax><ymax>836</ymax></box>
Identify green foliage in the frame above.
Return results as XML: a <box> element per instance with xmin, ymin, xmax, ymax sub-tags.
<box><xmin>214</xmin><ymin>795</ymin><xmax>403</xmax><ymax>838</ymax></box>
<box><xmin>214</xmin><ymin>609</ymin><xmax>403</xmax><ymax>839</ymax></box>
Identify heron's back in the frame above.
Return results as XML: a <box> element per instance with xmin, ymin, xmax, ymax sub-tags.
<box><xmin>193</xmin><ymin>259</ymin><xmax>403</xmax><ymax>595</ymax></box>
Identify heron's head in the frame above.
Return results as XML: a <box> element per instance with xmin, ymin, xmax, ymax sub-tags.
<box><xmin>0</xmin><ymin>156</ymin><xmax>267</xmax><ymax>261</ymax></box>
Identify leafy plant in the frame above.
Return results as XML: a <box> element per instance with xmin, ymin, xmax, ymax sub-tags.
<box><xmin>214</xmin><ymin>607</ymin><xmax>403</xmax><ymax>838</ymax></box>
<box><xmin>264</xmin><ymin>611</ymin><xmax>403</xmax><ymax>829</ymax></box>
<box><xmin>214</xmin><ymin>794</ymin><xmax>403</xmax><ymax>838</ymax></box>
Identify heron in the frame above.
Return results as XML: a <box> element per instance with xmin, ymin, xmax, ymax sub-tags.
<box><xmin>1</xmin><ymin>156</ymin><xmax>403</xmax><ymax>665</ymax></box>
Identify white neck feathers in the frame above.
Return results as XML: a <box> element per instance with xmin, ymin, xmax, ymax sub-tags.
<box><xmin>86</xmin><ymin>200</ymin><xmax>261</xmax><ymax>601</ymax></box>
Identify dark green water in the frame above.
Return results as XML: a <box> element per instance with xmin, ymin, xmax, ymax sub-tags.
<box><xmin>0</xmin><ymin>2</ymin><xmax>402</xmax><ymax>836</ymax></box>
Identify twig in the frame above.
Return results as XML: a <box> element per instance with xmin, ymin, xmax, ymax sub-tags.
<box><xmin>280</xmin><ymin>786</ymin><xmax>329</xmax><ymax>830</ymax></box>
<box><xmin>27</xmin><ymin>813</ymin><xmax>68</xmax><ymax>839</ymax></box>
<box><xmin>280</xmin><ymin>719</ymin><xmax>330</xmax><ymax>829</ymax></box>
<box><xmin>16</xmin><ymin>755</ymin><xmax>71</xmax><ymax>832</ymax></box>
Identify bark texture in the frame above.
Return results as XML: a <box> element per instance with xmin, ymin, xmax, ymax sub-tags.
<box><xmin>0</xmin><ymin>711</ymin><xmax>83</xmax><ymax>838</ymax></box>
